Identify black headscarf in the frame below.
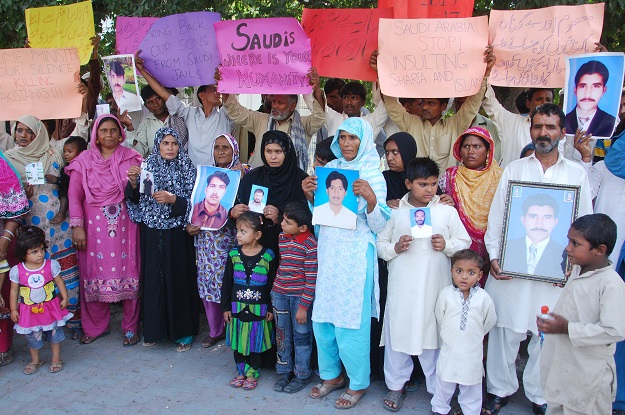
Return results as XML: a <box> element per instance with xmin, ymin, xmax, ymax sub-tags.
<box><xmin>382</xmin><ymin>132</ymin><xmax>417</xmax><ymax>201</ymax></box>
<box><xmin>237</xmin><ymin>130</ymin><xmax>308</xmax><ymax>212</ymax></box>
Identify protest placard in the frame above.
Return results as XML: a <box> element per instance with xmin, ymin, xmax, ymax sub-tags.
<box><xmin>489</xmin><ymin>3</ymin><xmax>604</xmax><ymax>88</ymax></box>
<box><xmin>25</xmin><ymin>1</ymin><xmax>95</xmax><ymax>65</ymax></box>
<box><xmin>378</xmin><ymin>0</ymin><xmax>474</xmax><ymax>19</ymax></box>
<box><xmin>378</xmin><ymin>16</ymin><xmax>488</xmax><ymax>98</ymax></box>
<box><xmin>215</xmin><ymin>17</ymin><xmax>312</xmax><ymax>94</ymax></box>
<box><xmin>0</xmin><ymin>48</ymin><xmax>81</xmax><ymax>120</ymax></box>
<box><xmin>116</xmin><ymin>16</ymin><xmax>158</xmax><ymax>55</ymax></box>
<box><xmin>302</xmin><ymin>8</ymin><xmax>393</xmax><ymax>82</ymax></box>
<box><xmin>138</xmin><ymin>11</ymin><xmax>221</xmax><ymax>87</ymax></box>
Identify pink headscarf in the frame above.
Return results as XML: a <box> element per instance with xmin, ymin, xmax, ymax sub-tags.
<box><xmin>65</xmin><ymin>115</ymin><xmax>142</xmax><ymax>206</ymax></box>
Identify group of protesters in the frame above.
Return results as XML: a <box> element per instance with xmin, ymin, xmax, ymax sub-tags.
<box><xmin>0</xmin><ymin>16</ymin><xmax>625</xmax><ymax>415</ymax></box>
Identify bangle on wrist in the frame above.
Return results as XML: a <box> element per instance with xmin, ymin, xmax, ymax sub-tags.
<box><xmin>1</xmin><ymin>235</ymin><xmax>12</xmax><ymax>242</ymax></box>
<box><xmin>3</xmin><ymin>229</ymin><xmax>14</xmax><ymax>238</ymax></box>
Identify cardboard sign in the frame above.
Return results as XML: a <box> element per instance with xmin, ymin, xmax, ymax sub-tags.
<box><xmin>378</xmin><ymin>0</ymin><xmax>474</xmax><ymax>19</ymax></box>
<box><xmin>378</xmin><ymin>16</ymin><xmax>488</xmax><ymax>98</ymax></box>
<box><xmin>138</xmin><ymin>12</ymin><xmax>221</xmax><ymax>87</ymax></box>
<box><xmin>25</xmin><ymin>1</ymin><xmax>95</xmax><ymax>65</ymax></box>
<box><xmin>215</xmin><ymin>17</ymin><xmax>312</xmax><ymax>94</ymax></box>
<box><xmin>0</xmin><ymin>48</ymin><xmax>81</xmax><ymax>120</ymax></box>
<box><xmin>116</xmin><ymin>16</ymin><xmax>158</xmax><ymax>55</ymax></box>
<box><xmin>302</xmin><ymin>8</ymin><xmax>393</xmax><ymax>82</ymax></box>
<box><xmin>489</xmin><ymin>3</ymin><xmax>604</xmax><ymax>88</ymax></box>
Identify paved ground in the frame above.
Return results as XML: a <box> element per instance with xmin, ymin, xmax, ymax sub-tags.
<box><xmin>0</xmin><ymin>305</ymin><xmax>536</xmax><ymax>414</ymax></box>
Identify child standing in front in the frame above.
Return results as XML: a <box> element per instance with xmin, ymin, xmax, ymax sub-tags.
<box><xmin>221</xmin><ymin>212</ymin><xmax>277</xmax><ymax>390</ymax></box>
<box><xmin>272</xmin><ymin>201</ymin><xmax>318</xmax><ymax>393</ymax></box>
<box><xmin>539</xmin><ymin>214</ymin><xmax>625</xmax><ymax>415</ymax></box>
<box><xmin>9</xmin><ymin>226</ymin><xmax>72</xmax><ymax>375</ymax></box>
<box><xmin>376</xmin><ymin>157</ymin><xmax>471</xmax><ymax>412</ymax></box>
<box><xmin>431</xmin><ymin>249</ymin><xmax>496</xmax><ymax>415</ymax></box>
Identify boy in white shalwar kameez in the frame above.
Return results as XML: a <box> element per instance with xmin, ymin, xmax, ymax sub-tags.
<box><xmin>376</xmin><ymin>157</ymin><xmax>471</xmax><ymax>411</ymax></box>
<box><xmin>538</xmin><ymin>214</ymin><xmax>625</xmax><ymax>415</ymax></box>
<box><xmin>431</xmin><ymin>249</ymin><xmax>497</xmax><ymax>415</ymax></box>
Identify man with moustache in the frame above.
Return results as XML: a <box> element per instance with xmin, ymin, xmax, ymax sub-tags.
<box><xmin>482</xmin><ymin>103</ymin><xmax>593</xmax><ymax>415</ymax></box>
<box><xmin>191</xmin><ymin>172</ymin><xmax>231</xmax><ymax>230</ymax></box>
<box><xmin>503</xmin><ymin>193</ymin><xmax>565</xmax><ymax>277</ymax></box>
<box><xmin>565</xmin><ymin>60</ymin><xmax>617</xmax><ymax>138</ymax></box>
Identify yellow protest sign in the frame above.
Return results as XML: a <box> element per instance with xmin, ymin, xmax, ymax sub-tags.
<box><xmin>0</xmin><ymin>48</ymin><xmax>82</xmax><ymax>120</ymax></box>
<box><xmin>25</xmin><ymin>1</ymin><xmax>95</xmax><ymax>65</ymax></box>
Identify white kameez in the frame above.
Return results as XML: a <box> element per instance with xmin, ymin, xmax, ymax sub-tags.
<box><xmin>377</xmin><ymin>194</ymin><xmax>471</xmax><ymax>354</ymax></box>
<box><xmin>484</xmin><ymin>153</ymin><xmax>592</xmax><ymax>335</ymax></box>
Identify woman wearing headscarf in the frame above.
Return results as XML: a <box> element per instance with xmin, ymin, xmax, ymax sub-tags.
<box><xmin>303</xmin><ymin>117</ymin><xmax>390</xmax><ymax>409</ymax></box>
<box><xmin>232</xmin><ymin>130</ymin><xmax>309</xmax><ymax>255</ymax></box>
<box><xmin>0</xmin><ymin>150</ymin><xmax>30</xmax><ymax>366</ymax></box>
<box><xmin>125</xmin><ymin>127</ymin><xmax>198</xmax><ymax>351</ymax></box>
<box><xmin>439</xmin><ymin>126</ymin><xmax>502</xmax><ymax>282</ymax></box>
<box><xmin>188</xmin><ymin>133</ymin><xmax>250</xmax><ymax>349</ymax></box>
<box><xmin>4</xmin><ymin>116</ymin><xmax>82</xmax><ymax>338</ymax></box>
<box><xmin>65</xmin><ymin>114</ymin><xmax>143</xmax><ymax>346</ymax></box>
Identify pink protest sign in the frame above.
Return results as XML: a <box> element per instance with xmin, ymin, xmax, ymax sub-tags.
<box><xmin>116</xmin><ymin>16</ymin><xmax>158</xmax><ymax>55</ymax></box>
<box><xmin>0</xmin><ymin>48</ymin><xmax>81</xmax><ymax>120</ymax></box>
<box><xmin>378</xmin><ymin>0</ymin><xmax>474</xmax><ymax>19</ymax></box>
<box><xmin>302</xmin><ymin>8</ymin><xmax>393</xmax><ymax>82</ymax></box>
<box><xmin>378</xmin><ymin>16</ymin><xmax>488</xmax><ymax>98</ymax></box>
<box><xmin>138</xmin><ymin>11</ymin><xmax>221</xmax><ymax>87</ymax></box>
<box><xmin>215</xmin><ymin>18</ymin><xmax>312</xmax><ymax>94</ymax></box>
<box><xmin>489</xmin><ymin>3</ymin><xmax>604</xmax><ymax>88</ymax></box>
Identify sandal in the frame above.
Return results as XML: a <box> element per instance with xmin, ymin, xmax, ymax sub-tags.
<box><xmin>176</xmin><ymin>342</ymin><xmax>191</xmax><ymax>352</ymax></box>
<box><xmin>123</xmin><ymin>331</ymin><xmax>139</xmax><ymax>347</ymax></box>
<box><xmin>80</xmin><ymin>331</ymin><xmax>110</xmax><ymax>345</ymax></box>
<box><xmin>404</xmin><ymin>380</ymin><xmax>419</xmax><ymax>392</ymax></box>
<box><xmin>230</xmin><ymin>376</ymin><xmax>245</xmax><ymax>388</ymax></box>
<box><xmin>0</xmin><ymin>352</ymin><xmax>14</xmax><ymax>366</ymax></box>
<box><xmin>242</xmin><ymin>378</ymin><xmax>258</xmax><ymax>390</ymax></box>
<box><xmin>481</xmin><ymin>395</ymin><xmax>509</xmax><ymax>415</ymax></box>
<box><xmin>309</xmin><ymin>378</ymin><xmax>347</xmax><ymax>399</ymax></box>
<box><xmin>201</xmin><ymin>334</ymin><xmax>225</xmax><ymax>348</ymax></box>
<box><xmin>335</xmin><ymin>390</ymin><xmax>366</xmax><ymax>409</ymax></box>
<box><xmin>452</xmin><ymin>405</ymin><xmax>464</xmax><ymax>415</ymax></box>
<box><xmin>49</xmin><ymin>361</ymin><xmax>63</xmax><ymax>373</ymax></box>
<box><xmin>71</xmin><ymin>329</ymin><xmax>83</xmax><ymax>341</ymax></box>
<box><xmin>383</xmin><ymin>389</ymin><xmax>406</xmax><ymax>412</ymax></box>
<box><xmin>23</xmin><ymin>361</ymin><xmax>44</xmax><ymax>375</ymax></box>
<box><xmin>284</xmin><ymin>376</ymin><xmax>311</xmax><ymax>394</ymax></box>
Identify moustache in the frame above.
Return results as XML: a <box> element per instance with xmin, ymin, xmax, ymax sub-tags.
<box><xmin>536</xmin><ymin>136</ymin><xmax>551</xmax><ymax>142</ymax></box>
<box><xmin>580</xmin><ymin>98</ymin><xmax>596</xmax><ymax>102</ymax></box>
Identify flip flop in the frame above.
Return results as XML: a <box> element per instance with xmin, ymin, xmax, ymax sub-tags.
<box><xmin>123</xmin><ymin>331</ymin><xmax>140</xmax><ymax>347</ymax></box>
<box><xmin>335</xmin><ymin>390</ymin><xmax>366</xmax><ymax>409</ymax></box>
<box><xmin>309</xmin><ymin>379</ymin><xmax>347</xmax><ymax>399</ymax></box>
<box><xmin>242</xmin><ymin>378</ymin><xmax>258</xmax><ymax>390</ymax></box>
<box><xmin>49</xmin><ymin>361</ymin><xmax>63</xmax><ymax>373</ymax></box>
<box><xmin>383</xmin><ymin>390</ymin><xmax>406</xmax><ymax>412</ymax></box>
<box><xmin>0</xmin><ymin>352</ymin><xmax>14</xmax><ymax>366</ymax></box>
<box><xmin>23</xmin><ymin>361</ymin><xmax>44</xmax><ymax>375</ymax></box>
<box><xmin>80</xmin><ymin>331</ymin><xmax>110</xmax><ymax>345</ymax></box>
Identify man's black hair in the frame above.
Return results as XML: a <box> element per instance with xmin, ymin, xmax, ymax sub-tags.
<box><xmin>109</xmin><ymin>61</ymin><xmax>125</xmax><ymax>76</ymax></box>
<box><xmin>325</xmin><ymin>170</ymin><xmax>348</xmax><ymax>189</ymax></box>
<box><xmin>521</xmin><ymin>193</ymin><xmax>559</xmax><ymax>216</ymax></box>
<box><xmin>530</xmin><ymin>103</ymin><xmax>565</xmax><ymax>129</ymax></box>
<box><xmin>206</xmin><ymin>171</ymin><xmax>230</xmax><ymax>187</ymax></box>
<box><xmin>315</xmin><ymin>137</ymin><xmax>337</xmax><ymax>163</ymax></box>
<box><xmin>574</xmin><ymin>60</ymin><xmax>609</xmax><ymax>86</ymax></box>
<box><xmin>340</xmin><ymin>81</ymin><xmax>366</xmax><ymax>101</ymax></box>
<box><xmin>527</xmin><ymin>88</ymin><xmax>555</xmax><ymax>102</ymax></box>
<box><xmin>324</xmin><ymin>78</ymin><xmax>345</xmax><ymax>95</ymax></box>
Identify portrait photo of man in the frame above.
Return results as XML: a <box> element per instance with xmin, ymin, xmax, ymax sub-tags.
<box><xmin>313</xmin><ymin>170</ymin><xmax>357</xmax><ymax>229</ymax></box>
<box><xmin>503</xmin><ymin>193</ymin><xmax>566</xmax><ymax>278</ymax></box>
<box><xmin>106</xmin><ymin>59</ymin><xmax>142</xmax><ymax>113</ymax></box>
<box><xmin>410</xmin><ymin>208</ymin><xmax>433</xmax><ymax>239</ymax></box>
<box><xmin>191</xmin><ymin>171</ymin><xmax>230</xmax><ymax>230</ymax></box>
<box><xmin>565</xmin><ymin>60</ymin><xmax>617</xmax><ymax>138</ymax></box>
<box><xmin>248</xmin><ymin>186</ymin><xmax>267</xmax><ymax>213</ymax></box>
<box><xmin>141</xmin><ymin>172</ymin><xmax>153</xmax><ymax>195</ymax></box>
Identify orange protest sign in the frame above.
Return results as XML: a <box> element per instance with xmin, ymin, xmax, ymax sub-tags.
<box><xmin>378</xmin><ymin>16</ymin><xmax>488</xmax><ymax>98</ymax></box>
<box><xmin>302</xmin><ymin>8</ymin><xmax>393</xmax><ymax>82</ymax></box>
<box><xmin>378</xmin><ymin>0</ymin><xmax>474</xmax><ymax>19</ymax></box>
<box><xmin>0</xmin><ymin>48</ymin><xmax>82</xmax><ymax>120</ymax></box>
<box><xmin>489</xmin><ymin>3</ymin><xmax>604</xmax><ymax>88</ymax></box>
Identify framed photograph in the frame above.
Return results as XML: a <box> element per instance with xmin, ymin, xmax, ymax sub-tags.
<box><xmin>189</xmin><ymin>166</ymin><xmax>241</xmax><ymax>231</ymax></box>
<box><xmin>102</xmin><ymin>54</ymin><xmax>143</xmax><ymax>113</ymax></box>
<box><xmin>248</xmin><ymin>185</ymin><xmax>268</xmax><ymax>213</ymax></box>
<box><xmin>312</xmin><ymin>167</ymin><xmax>359</xmax><ymax>230</ymax></box>
<box><xmin>499</xmin><ymin>181</ymin><xmax>580</xmax><ymax>284</ymax></box>
<box><xmin>564</xmin><ymin>52</ymin><xmax>625</xmax><ymax>139</ymax></box>
<box><xmin>409</xmin><ymin>207</ymin><xmax>432</xmax><ymax>239</ymax></box>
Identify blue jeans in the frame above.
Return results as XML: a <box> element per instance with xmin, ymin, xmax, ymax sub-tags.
<box><xmin>271</xmin><ymin>291</ymin><xmax>313</xmax><ymax>380</ymax></box>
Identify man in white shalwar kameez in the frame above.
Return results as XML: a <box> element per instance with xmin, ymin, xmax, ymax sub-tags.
<box><xmin>483</xmin><ymin>104</ymin><xmax>593</xmax><ymax>414</ymax></box>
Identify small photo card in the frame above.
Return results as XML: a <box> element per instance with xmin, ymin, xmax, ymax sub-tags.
<box><xmin>25</xmin><ymin>162</ymin><xmax>45</xmax><ymax>185</ymax></box>
<box><xmin>248</xmin><ymin>185</ymin><xmax>268</xmax><ymax>213</ymax></box>
<box><xmin>139</xmin><ymin>169</ymin><xmax>154</xmax><ymax>195</ymax></box>
<box><xmin>312</xmin><ymin>167</ymin><xmax>359</xmax><ymax>230</ymax></box>
<box><xmin>410</xmin><ymin>207</ymin><xmax>433</xmax><ymax>239</ymax></box>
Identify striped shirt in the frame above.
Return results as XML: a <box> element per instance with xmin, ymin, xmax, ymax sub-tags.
<box><xmin>273</xmin><ymin>230</ymin><xmax>318</xmax><ymax>310</ymax></box>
